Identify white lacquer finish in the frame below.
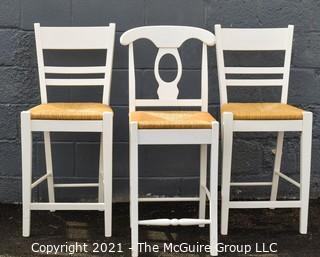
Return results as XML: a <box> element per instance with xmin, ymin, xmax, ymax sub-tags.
<box><xmin>121</xmin><ymin>26</ymin><xmax>215</xmax><ymax>112</ymax></box>
<box><xmin>120</xmin><ymin>26</ymin><xmax>215</xmax><ymax>48</ymax></box>
<box><xmin>39</xmin><ymin>26</ymin><xmax>115</xmax><ymax>49</ymax></box>
<box><xmin>216</xmin><ymin>24</ymin><xmax>313</xmax><ymax>235</ymax></box>
<box><xmin>21</xmin><ymin>23</ymin><xmax>116</xmax><ymax>237</ymax></box>
<box><xmin>121</xmin><ymin>26</ymin><xmax>218</xmax><ymax>257</ymax></box>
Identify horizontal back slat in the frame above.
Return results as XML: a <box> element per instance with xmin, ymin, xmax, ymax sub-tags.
<box><xmin>225</xmin><ymin>67</ymin><xmax>285</xmax><ymax>74</ymax></box>
<box><xmin>40</xmin><ymin>27</ymin><xmax>113</xmax><ymax>49</ymax></box>
<box><xmin>44</xmin><ymin>66</ymin><xmax>106</xmax><ymax>74</ymax></box>
<box><xmin>226</xmin><ymin>79</ymin><xmax>283</xmax><ymax>86</ymax></box>
<box><xmin>221</xmin><ymin>28</ymin><xmax>290</xmax><ymax>50</ymax></box>
<box><xmin>46</xmin><ymin>78</ymin><xmax>105</xmax><ymax>86</ymax></box>
<box><xmin>135</xmin><ymin>99</ymin><xmax>202</xmax><ymax>107</ymax></box>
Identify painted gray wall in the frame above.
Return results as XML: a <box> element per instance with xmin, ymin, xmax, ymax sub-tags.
<box><xmin>0</xmin><ymin>0</ymin><xmax>319</xmax><ymax>203</ymax></box>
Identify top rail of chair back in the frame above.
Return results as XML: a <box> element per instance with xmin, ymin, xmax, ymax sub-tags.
<box><xmin>34</xmin><ymin>23</ymin><xmax>116</xmax><ymax>50</ymax></box>
<box><xmin>120</xmin><ymin>26</ymin><xmax>215</xmax><ymax>47</ymax></box>
<box><xmin>215</xmin><ymin>24</ymin><xmax>294</xmax><ymax>51</ymax></box>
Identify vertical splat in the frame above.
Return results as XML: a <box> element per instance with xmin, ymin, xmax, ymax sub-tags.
<box><xmin>154</xmin><ymin>48</ymin><xmax>182</xmax><ymax>100</ymax></box>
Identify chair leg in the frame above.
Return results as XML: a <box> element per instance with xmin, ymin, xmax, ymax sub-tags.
<box><xmin>210</xmin><ymin>122</ymin><xmax>219</xmax><ymax>256</ymax></box>
<box><xmin>44</xmin><ymin>132</ymin><xmax>55</xmax><ymax>212</ymax></box>
<box><xmin>270</xmin><ymin>132</ymin><xmax>284</xmax><ymax>205</ymax></box>
<box><xmin>199</xmin><ymin>144</ymin><xmax>207</xmax><ymax>227</ymax></box>
<box><xmin>103</xmin><ymin>112</ymin><xmax>113</xmax><ymax>237</ymax></box>
<box><xmin>300</xmin><ymin>112</ymin><xmax>313</xmax><ymax>234</ymax></box>
<box><xmin>130</xmin><ymin>122</ymin><xmax>139</xmax><ymax>257</ymax></box>
<box><xmin>98</xmin><ymin>135</ymin><xmax>104</xmax><ymax>204</ymax></box>
<box><xmin>221</xmin><ymin>112</ymin><xmax>233</xmax><ymax>235</ymax></box>
<box><xmin>21</xmin><ymin>111</ymin><xmax>32</xmax><ymax>237</ymax></box>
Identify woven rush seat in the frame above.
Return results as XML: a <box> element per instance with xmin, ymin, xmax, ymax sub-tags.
<box><xmin>129</xmin><ymin>111</ymin><xmax>215</xmax><ymax>129</ymax></box>
<box><xmin>221</xmin><ymin>103</ymin><xmax>303</xmax><ymax>120</ymax></box>
<box><xmin>29</xmin><ymin>103</ymin><xmax>113</xmax><ymax>120</ymax></box>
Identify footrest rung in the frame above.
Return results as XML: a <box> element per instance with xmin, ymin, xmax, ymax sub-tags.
<box><xmin>30</xmin><ymin>203</ymin><xmax>104</xmax><ymax>211</ymax></box>
<box><xmin>54</xmin><ymin>183</ymin><xmax>99</xmax><ymax>188</ymax></box>
<box><xmin>138</xmin><ymin>218</ymin><xmax>211</xmax><ymax>226</ymax></box>
<box><xmin>230</xmin><ymin>182</ymin><xmax>272</xmax><ymax>187</ymax></box>
<box><xmin>138</xmin><ymin>197</ymin><xmax>199</xmax><ymax>202</ymax></box>
<box><xmin>228</xmin><ymin>200</ymin><xmax>301</xmax><ymax>209</ymax></box>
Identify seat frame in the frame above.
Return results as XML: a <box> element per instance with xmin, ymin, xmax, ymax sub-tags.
<box><xmin>215</xmin><ymin>24</ymin><xmax>313</xmax><ymax>235</ymax></box>
<box><xmin>121</xmin><ymin>26</ymin><xmax>219</xmax><ymax>257</ymax></box>
<box><xmin>21</xmin><ymin>23</ymin><xmax>115</xmax><ymax>237</ymax></box>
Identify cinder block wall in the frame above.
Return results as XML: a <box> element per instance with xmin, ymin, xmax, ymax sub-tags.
<box><xmin>0</xmin><ymin>0</ymin><xmax>319</xmax><ymax>203</ymax></box>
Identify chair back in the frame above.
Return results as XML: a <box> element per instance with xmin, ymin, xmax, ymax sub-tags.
<box><xmin>215</xmin><ymin>24</ymin><xmax>294</xmax><ymax>105</ymax></box>
<box><xmin>120</xmin><ymin>26</ymin><xmax>215</xmax><ymax>112</ymax></box>
<box><xmin>34</xmin><ymin>23</ymin><xmax>116</xmax><ymax>104</ymax></box>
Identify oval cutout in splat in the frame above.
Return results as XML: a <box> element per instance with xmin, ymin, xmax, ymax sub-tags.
<box><xmin>154</xmin><ymin>48</ymin><xmax>182</xmax><ymax>100</ymax></box>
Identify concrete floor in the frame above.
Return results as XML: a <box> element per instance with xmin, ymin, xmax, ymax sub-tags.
<box><xmin>0</xmin><ymin>200</ymin><xmax>319</xmax><ymax>257</ymax></box>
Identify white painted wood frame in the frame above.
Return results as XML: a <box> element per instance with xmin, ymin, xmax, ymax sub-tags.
<box><xmin>215</xmin><ymin>24</ymin><xmax>313</xmax><ymax>235</ymax></box>
<box><xmin>121</xmin><ymin>26</ymin><xmax>218</xmax><ymax>257</ymax></box>
<box><xmin>21</xmin><ymin>23</ymin><xmax>116</xmax><ymax>237</ymax></box>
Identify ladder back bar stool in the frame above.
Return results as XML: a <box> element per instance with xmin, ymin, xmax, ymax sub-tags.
<box><xmin>215</xmin><ymin>24</ymin><xmax>313</xmax><ymax>235</ymax></box>
<box><xmin>21</xmin><ymin>23</ymin><xmax>116</xmax><ymax>237</ymax></box>
<box><xmin>120</xmin><ymin>26</ymin><xmax>219</xmax><ymax>257</ymax></box>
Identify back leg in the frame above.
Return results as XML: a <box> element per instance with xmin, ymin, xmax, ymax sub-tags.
<box><xmin>98</xmin><ymin>134</ymin><xmax>104</xmax><ymax>203</ymax></box>
<box><xmin>270</xmin><ymin>132</ymin><xmax>284</xmax><ymax>205</ymax></box>
<box><xmin>199</xmin><ymin>144</ymin><xmax>207</xmax><ymax>227</ymax></box>
<box><xmin>44</xmin><ymin>131</ymin><xmax>55</xmax><ymax>211</ymax></box>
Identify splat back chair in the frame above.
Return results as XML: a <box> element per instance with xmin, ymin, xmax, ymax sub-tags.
<box><xmin>21</xmin><ymin>23</ymin><xmax>115</xmax><ymax>237</ymax></box>
<box><xmin>215</xmin><ymin>24</ymin><xmax>313</xmax><ymax>235</ymax></box>
<box><xmin>121</xmin><ymin>26</ymin><xmax>219</xmax><ymax>257</ymax></box>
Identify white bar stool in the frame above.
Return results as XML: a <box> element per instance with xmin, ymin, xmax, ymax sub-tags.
<box><xmin>215</xmin><ymin>24</ymin><xmax>313</xmax><ymax>235</ymax></box>
<box><xmin>21</xmin><ymin>23</ymin><xmax>116</xmax><ymax>237</ymax></box>
<box><xmin>121</xmin><ymin>26</ymin><xmax>219</xmax><ymax>257</ymax></box>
